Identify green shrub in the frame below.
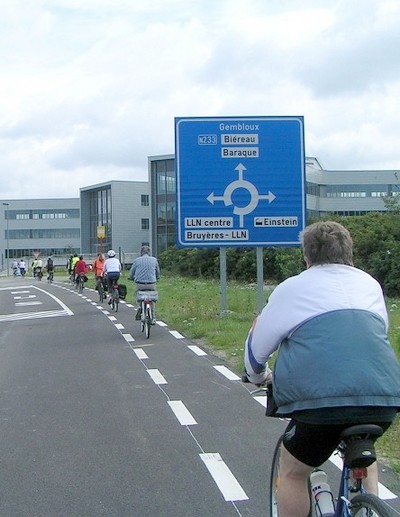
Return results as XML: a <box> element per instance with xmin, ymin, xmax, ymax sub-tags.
<box><xmin>158</xmin><ymin>213</ymin><xmax>400</xmax><ymax>295</ymax></box>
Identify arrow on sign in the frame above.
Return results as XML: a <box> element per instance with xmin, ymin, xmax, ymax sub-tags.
<box><xmin>259</xmin><ymin>191</ymin><xmax>276</xmax><ymax>203</ymax></box>
<box><xmin>207</xmin><ymin>192</ymin><xmax>225</xmax><ymax>204</ymax></box>
<box><xmin>206</xmin><ymin>163</ymin><xmax>276</xmax><ymax>227</ymax></box>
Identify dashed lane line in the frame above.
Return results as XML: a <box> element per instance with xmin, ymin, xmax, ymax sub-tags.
<box><xmin>199</xmin><ymin>453</ymin><xmax>249</xmax><ymax>502</ymax></box>
<box><xmin>168</xmin><ymin>400</ymin><xmax>197</xmax><ymax>426</ymax></box>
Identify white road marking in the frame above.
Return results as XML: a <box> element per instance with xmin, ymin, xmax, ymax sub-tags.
<box><xmin>0</xmin><ymin>309</ymin><xmax>72</xmax><ymax>322</ymax></box>
<box><xmin>147</xmin><ymin>369</ymin><xmax>167</xmax><ymax>385</ymax></box>
<box><xmin>156</xmin><ymin>320</ymin><xmax>168</xmax><ymax>327</ymax></box>
<box><xmin>15</xmin><ymin>301</ymin><xmax>42</xmax><ymax>306</ymax></box>
<box><xmin>169</xmin><ymin>330</ymin><xmax>184</xmax><ymax>339</ymax></box>
<box><xmin>199</xmin><ymin>453</ymin><xmax>249</xmax><ymax>502</ymax></box>
<box><xmin>0</xmin><ymin>285</ymin><xmax>73</xmax><ymax>322</ymax></box>
<box><xmin>253</xmin><ymin>395</ymin><xmax>267</xmax><ymax>408</ymax></box>
<box><xmin>115</xmin><ymin>323</ymin><xmax>125</xmax><ymax>330</ymax></box>
<box><xmin>168</xmin><ymin>401</ymin><xmax>197</xmax><ymax>426</ymax></box>
<box><xmin>213</xmin><ymin>365</ymin><xmax>241</xmax><ymax>381</ymax></box>
<box><xmin>122</xmin><ymin>334</ymin><xmax>135</xmax><ymax>342</ymax></box>
<box><xmin>14</xmin><ymin>295</ymin><xmax>36</xmax><ymax>299</ymax></box>
<box><xmin>108</xmin><ymin>316</ymin><xmax>117</xmax><ymax>321</ymax></box>
<box><xmin>187</xmin><ymin>345</ymin><xmax>207</xmax><ymax>356</ymax></box>
<box><xmin>133</xmin><ymin>348</ymin><xmax>148</xmax><ymax>360</ymax></box>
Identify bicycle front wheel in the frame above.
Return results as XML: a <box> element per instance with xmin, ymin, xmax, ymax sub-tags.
<box><xmin>350</xmin><ymin>493</ymin><xmax>393</xmax><ymax>516</ymax></box>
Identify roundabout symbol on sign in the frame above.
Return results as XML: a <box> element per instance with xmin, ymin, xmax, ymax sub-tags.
<box><xmin>206</xmin><ymin>163</ymin><xmax>276</xmax><ymax>227</ymax></box>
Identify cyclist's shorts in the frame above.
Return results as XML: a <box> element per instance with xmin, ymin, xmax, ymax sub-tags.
<box><xmin>282</xmin><ymin>418</ymin><xmax>393</xmax><ymax>467</ymax></box>
<box><xmin>107</xmin><ymin>273</ymin><xmax>120</xmax><ymax>285</ymax></box>
<box><xmin>107</xmin><ymin>273</ymin><xmax>120</xmax><ymax>279</ymax></box>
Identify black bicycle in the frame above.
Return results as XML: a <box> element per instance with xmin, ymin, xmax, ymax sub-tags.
<box><xmin>77</xmin><ymin>273</ymin><xmax>85</xmax><ymax>294</ymax></box>
<box><xmin>96</xmin><ymin>277</ymin><xmax>106</xmax><ymax>303</ymax></box>
<box><xmin>109</xmin><ymin>278</ymin><xmax>119</xmax><ymax>312</ymax></box>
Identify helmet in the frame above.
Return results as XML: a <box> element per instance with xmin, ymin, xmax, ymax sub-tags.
<box><xmin>107</xmin><ymin>249</ymin><xmax>116</xmax><ymax>257</ymax></box>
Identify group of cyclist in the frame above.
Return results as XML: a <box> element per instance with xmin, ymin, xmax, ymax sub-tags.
<box><xmin>67</xmin><ymin>246</ymin><xmax>160</xmax><ymax>309</ymax></box>
<box><xmin>14</xmin><ymin>256</ymin><xmax>54</xmax><ymax>280</ymax></box>
<box><xmin>90</xmin><ymin>250</ymin><xmax>122</xmax><ymax>304</ymax></box>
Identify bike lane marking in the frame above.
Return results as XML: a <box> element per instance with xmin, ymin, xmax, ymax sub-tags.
<box><xmin>200</xmin><ymin>453</ymin><xmax>249</xmax><ymax>502</ymax></box>
<box><xmin>64</xmin><ymin>284</ymin><xmax>255</xmax><ymax>511</ymax></box>
<box><xmin>0</xmin><ymin>285</ymin><xmax>73</xmax><ymax>322</ymax></box>
<box><xmin>168</xmin><ymin>400</ymin><xmax>197</xmax><ymax>426</ymax></box>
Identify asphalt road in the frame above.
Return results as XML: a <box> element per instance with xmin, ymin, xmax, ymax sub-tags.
<box><xmin>0</xmin><ymin>275</ymin><xmax>399</xmax><ymax>516</ymax></box>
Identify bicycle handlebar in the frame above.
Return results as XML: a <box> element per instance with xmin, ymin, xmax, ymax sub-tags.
<box><xmin>241</xmin><ymin>372</ymin><xmax>269</xmax><ymax>388</ymax></box>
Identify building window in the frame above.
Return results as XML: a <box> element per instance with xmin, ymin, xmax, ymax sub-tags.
<box><xmin>141</xmin><ymin>218</ymin><xmax>149</xmax><ymax>230</ymax></box>
<box><xmin>141</xmin><ymin>194</ymin><xmax>149</xmax><ymax>206</ymax></box>
<box><xmin>371</xmin><ymin>192</ymin><xmax>387</xmax><ymax>197</ymax></box>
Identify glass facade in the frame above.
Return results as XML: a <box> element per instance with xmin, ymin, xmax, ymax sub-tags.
<box><xmin>151</xmin><ymin>158</ymin><xmax>176</xmax><ymax>255</ymax></box>
<box><xmin>88</xmin><ymin>187</ymin><xmax>112</xmax><ymax>253</ymax></box>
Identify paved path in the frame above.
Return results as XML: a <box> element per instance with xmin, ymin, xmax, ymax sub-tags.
<box><xmin>0</xmin><ymin>276</ymin><xmax>399</xmax><ymax>516</ymax></box>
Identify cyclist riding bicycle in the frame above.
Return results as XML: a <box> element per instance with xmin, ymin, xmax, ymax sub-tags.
<box><xmin>70</xmin><ymin>253</ymin><xmax>79</xmax><ymax>282</ymax></box>
<box><xmin>129</xmin><ymin>245</ymin><xmax>160</xmax><ymax>321</ymax></box>
<box><xmin>103</xmin><ymin>250</ymin><xmax>121</xmax><ymax>305</ymax></box>
<box><xmin>92</xmin><ymin>253</ymin><xmax>105</xmax><ymax>291</ymax></box>
<box><xmin>244</xmin><ymin>221</ymin><xmax>400</xmax><ymax>517</ymax></box>
<box><xmin>33</xmin><ymin>258</ymin><xmax>43</xmax><ymax>279</ymax></box>
<box><xmin>46</xmin><ymin>256</ymin><xmax>54</xmax><ymax>280</ymax></box>
<box><xmin>74</xmin><ymin>255</ymin><xmax>88</xmax><ymax>288</ymax></box>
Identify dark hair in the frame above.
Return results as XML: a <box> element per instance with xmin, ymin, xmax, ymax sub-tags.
<box><xmin>300</xmin><ymin>221</ymin><xmax>353</xmax><ymax>266</ymax></box>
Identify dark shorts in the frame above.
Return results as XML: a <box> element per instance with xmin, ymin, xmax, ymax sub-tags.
<box><xmin>282</xmin><ymin>418</ymin><xmax>393</xmax><ymax>467</ymax></box>
<box><xmin>107</xmin><ymin>273</ymin><xmax>120</xmax><ymax>290</ymax></box>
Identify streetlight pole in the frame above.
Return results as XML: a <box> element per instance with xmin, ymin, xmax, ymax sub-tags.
<box><xmin>3</xmin><ymin>203</ymin><xmax>9</xmax><ymax>276</ymax></box>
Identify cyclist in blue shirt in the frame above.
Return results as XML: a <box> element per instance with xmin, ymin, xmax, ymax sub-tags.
<box><xmin>129</xmin><ymin>245</ymin><xmax>160</xmax><ymax>320</ymax></box>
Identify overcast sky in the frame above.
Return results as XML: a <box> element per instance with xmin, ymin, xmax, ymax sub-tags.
<box><xmin>1</xmin><ymin>0</ymin><xmax>399</xmax><ymax>200</ymax></box>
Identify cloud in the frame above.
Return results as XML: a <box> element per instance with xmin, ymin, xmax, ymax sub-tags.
<box><xmin>0</xmin><ymin>0</ymin><xmax>399</xmax><ymax>199</ymax></box>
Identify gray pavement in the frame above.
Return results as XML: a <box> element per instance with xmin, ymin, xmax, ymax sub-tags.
<box><xmin>0</xmin><ymin>276</ymin><xmax>399</xmax><ymax>516</ymax></box>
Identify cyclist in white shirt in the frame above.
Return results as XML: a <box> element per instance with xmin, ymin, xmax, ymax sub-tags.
<box><xmin>103</xmin><ymin>250</ymin><xmax>121</xmax><ymax>305</ymax></box>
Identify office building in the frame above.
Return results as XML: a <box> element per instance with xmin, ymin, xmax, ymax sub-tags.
<box><xmin>1</xmin><ymin>198</ymin><xmax>80</xmax><ymax>269</ymax></box>
<box><xmin>80</xmin><ymin>180</ymin><xmax>150</xmax><ymax>262</ymax></box>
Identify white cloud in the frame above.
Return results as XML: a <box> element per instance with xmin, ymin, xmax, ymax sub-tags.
<box><xmin>0</xmin><ymin>0</ymin><xmax>399</xmax><ymax>199</ymax></box>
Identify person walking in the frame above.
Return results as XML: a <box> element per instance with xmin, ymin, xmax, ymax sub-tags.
<box><xmin>244</xmin><ymin>221</ymin><xmax>400</xmax><ymax>517</ymax></box>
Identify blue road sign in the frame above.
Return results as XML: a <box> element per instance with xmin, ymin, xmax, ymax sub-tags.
<box><xmin>175</xmin><ymin>116</ymin><xmax>306</xmax><ymax>247</ymax></box>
